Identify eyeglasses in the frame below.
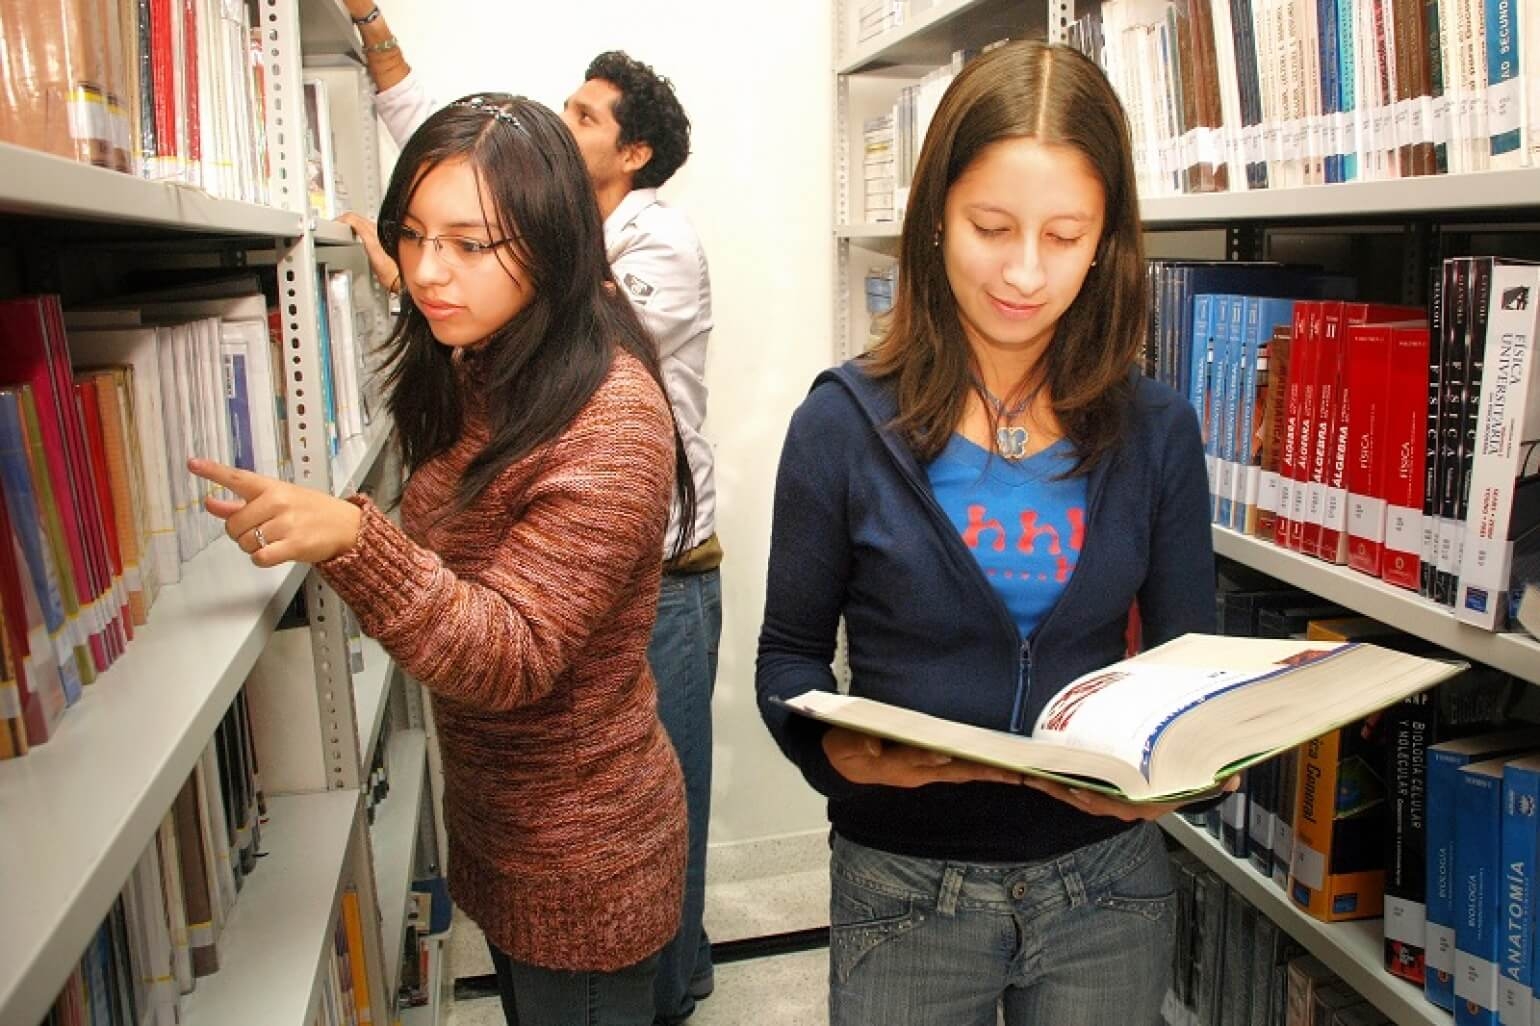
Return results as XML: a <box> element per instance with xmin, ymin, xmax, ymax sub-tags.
<box><xmin>395</xmin><ymin>223</ymin><xmax>520</xmax><ymax>270</ymax></box>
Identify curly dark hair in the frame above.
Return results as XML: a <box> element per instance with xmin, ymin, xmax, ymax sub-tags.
<box><xmin>584</xmin><ymin>51</ymin><xmax>691</xmax><ymax>189</ymax></box>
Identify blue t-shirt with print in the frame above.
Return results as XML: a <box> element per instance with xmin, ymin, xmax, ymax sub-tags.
<box><xmin>926</xmin><ymin>434</ymin><xmax>1088</xmax><ymax>637</ymax></box>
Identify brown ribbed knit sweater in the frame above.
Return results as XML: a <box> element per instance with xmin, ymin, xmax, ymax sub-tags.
<box><xmin>318</xmin><ymin>350</ymin><xmax>685</xmax><ymax>972</ymax></box>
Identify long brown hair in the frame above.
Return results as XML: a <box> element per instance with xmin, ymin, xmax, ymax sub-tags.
<box><xmin>865</xmin><ymin>41</ymin><xmax>1146</xmax><ymax>472</ymax></box>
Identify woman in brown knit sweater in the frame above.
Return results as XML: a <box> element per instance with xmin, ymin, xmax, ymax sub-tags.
<box><xmin>189</xmin><ymin>94</ymin><xmax>691</xmax><ymax>1026</ymax></box>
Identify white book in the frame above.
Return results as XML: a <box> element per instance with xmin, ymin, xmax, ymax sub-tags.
<box><xmin>780</xmin><ymin>634</ymin><xmax>1464</xmax><ymax>802</ymax></box>
<box><xmin>1456</xmin><ymin>261</ymin><xmax>1540</xmax><ymax>628</ymax></box>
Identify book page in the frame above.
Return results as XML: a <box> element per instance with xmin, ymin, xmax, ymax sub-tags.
<box><xmin>1031</xmin><ymin>663</ymin><xmax>1275</xmax><ymax>767</ymax></box>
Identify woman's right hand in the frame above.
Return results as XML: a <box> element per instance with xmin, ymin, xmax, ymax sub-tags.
<box><xmin>822</xmin><ymin>727</ymin><xmax>1023</xmax><ymax>788</ymax></box>
<box><xmin>337</xmin><ymin>212</ymin><xmax>401</xmax><ymax>295</ymax></box>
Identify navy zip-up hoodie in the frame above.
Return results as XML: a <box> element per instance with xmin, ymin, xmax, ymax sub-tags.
<box><xmin>756</xmin><ymin>359</ymin><xmax>1217</xmax><ymax>861</ymax></box>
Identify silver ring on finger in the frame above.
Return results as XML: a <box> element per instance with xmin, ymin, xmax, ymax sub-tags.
<box><xmin>253</xmin><ymin>526</ymin><xmax>269</xmax><ymax>549</ymax></box>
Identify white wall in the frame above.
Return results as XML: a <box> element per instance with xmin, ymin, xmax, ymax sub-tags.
<box><xmin>375</xmin><ymin>0</ymin><xmax>835</xmax><ymax>845</ymax></box>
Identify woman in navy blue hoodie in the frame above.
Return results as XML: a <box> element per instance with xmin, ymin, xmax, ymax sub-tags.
<box><xmin>757</xmin><ymin>41</ymin><xmax>1217</xmax><ymax>1026</ymax></box>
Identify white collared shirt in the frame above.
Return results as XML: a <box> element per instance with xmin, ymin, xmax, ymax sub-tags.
<box><xmin>373</xmin><ymin>74</ymin><xmax>716</xmax><ymax>555</ymax></box>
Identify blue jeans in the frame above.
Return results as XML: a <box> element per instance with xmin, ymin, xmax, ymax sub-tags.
<box><xmin>648</xmin><ymin>569</ymin><xmax>721</xmax><ymax>1023</ymax></box>
<box><xmin>488</xmin><ymin>942</ymin><xmax>658</xmax><ymax>1026</ymax></box>
<box><xmin>828</xmin><ymin>822</ymin><xmax>1176</xmax><ymax>1026</ymax></box>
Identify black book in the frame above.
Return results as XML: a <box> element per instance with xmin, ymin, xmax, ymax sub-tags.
<box><xmin>1421</xmin><ymin>264</ymin><xmax>1446</xmax><ymax>597</ymax></box>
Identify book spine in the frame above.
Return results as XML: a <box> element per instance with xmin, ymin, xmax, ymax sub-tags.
<box><xmin>1425</xmin><ymin>261</ymin><xmax>1451</xmax><ymax>596</ymax></box>
<box><xmin>1257</xmin><ymin>330</ymin><xmax>1294</xmax><ymax>539</ymax></box>
<box><xmin>1304</xmin><ymin>306</ymin><xmax>1345</xmax><ymax>557</ymax></box>
<box><xmin>1248</xmin><ymin>758</ymin><xmax>1279</xmax><ymax>877</ymax></box>
<box><xmin>1484</xmin><ymin>0</ymin><xmax>1523</xmax><ymax>164</ymax></box>
<box><xmin>1290</xmin><ymin>730</ymin><xmax>1342</xmax><ymax>919</ymax></box>
<box><xmin>1455</xmin><ymin>262</ymin><xmax>1540</xmax><ymax>628</ymax></box>
<box><xmin>1232</xmin><ymin>297</ymin><xmax>1267</xmax><ymax>529</ymax></box>
<box><xmin>1385</xmin><ymin>692</ymin><xmax>1436</xmax><ymax>985</ymax></box>
<box><xmin>1499</xmin><ymin>762</ymin><xmax>1538</xmax><ymax>1026</ymax></box>
<box><xmin>1291</xmin><ymin>303</ymin><xmax>1327</xmax><ymax>551</ymax></box>
<box><xmin>1277</xmin><ymin>302</ymin><xmax>1315</xmax><ymax>546</ymax></box>
<box><xmin>1209</xmin><ymin>296</ymin><xmax>1234</xmax><ymax>520</ymax></box>
<box><xmin>1430</xmin><ymin>749</ymin><xmax>1469</xmax><ymax>1010</ymax></box>
<box><xmin>1453</xmin><ymin>257</ymin><xmax>1496</xmax><ymax>608</ymax></box>
<box><xmin>1346</xmin><ymin>325</ymin><xmax>1392</xmax><ymax>574</ymax></box>
<box><xmin>1274</xmin><ymin>746</ymin><xmax>1300</xmax><ymax>888</ymax></box>
<box><xmin>1383</xmin><ymin>326</ymin><xmax>1432</xmax><ymax>590</ymax></box>
<box><xmin>1436</xmin><ymin>258</ymin><xmax>1472</xmax><ymax>605</ymax></box>
<box><xmin>1454</xmin><ymin>764</ymin><xmax>1505</xmax><ymax>1025</ymax></box>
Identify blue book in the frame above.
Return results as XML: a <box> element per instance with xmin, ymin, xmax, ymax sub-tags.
<box><xmin>1218</xmin><ymin>297</ymin><xmax>1247</xmax><ymax>526</ymax></box>
<box><xmin>1500</xmin><ymin>756</ymin><xmax>1540</xmax><ymax>1026</ymax></box>
<box><xmin>1317</xmin><ymin>0</ymin><xmax>1342</xmax><ymax>183</ymax></box>
<box><xmin>1188</xmin><ymin>292</ymin><xmax>1215</xmax><ymax>422</ymax></box>
<box><xmin>314</xmin><ymin>270</ymin><xmax>339</xmax><ymax>457</ymax></box>
<box><xmin>222</xmin><ymin>350</ymin><xmax>253</xmax><ymax>472</ymax></box>
<box><xmin>1427</xmin><ymin>732</ymin><xmax>1540</xmax><ymax>1012</ymax></box>
<box><xmin>1336</xmin><ymin>0</ymin><xmax>1359</xmax><ymax>181</ymax></box>
<box><xmin>1457</xmin><ymin>758</ymin><xmax>1517</xmax><ymax>1026</ymax></box>
<box><xmin>1207</xmin><ymin>295</ymin><xmax>1235</xmax><ymax>521</ymax></box>
<box><xmin>1484</xmin><ymin>0</ymin><xmax>1524</xmax><ymax>161</ymax></box>
<box><xmin>0</xmin><ymin>388</ymin><xmax>83</xmax><ymax>705</ymax></box>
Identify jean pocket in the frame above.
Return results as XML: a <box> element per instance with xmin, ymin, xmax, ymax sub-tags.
<box><xmin>830</xmin><ymin>877</ymin><xmax>925</xmax><ymax>984</ymax></box>
<box><xmin>1090</xmin><ymin>835</ymin><xmax>1176</xmax><ymax>926</ymax></box>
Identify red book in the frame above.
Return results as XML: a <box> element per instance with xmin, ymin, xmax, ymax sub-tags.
<box><xmin>1286</xmin><ymin>304</ymin><xmax>1325</xmax><ymax>552</ymax></box>
<box><xmin>1381</xmin><ymin>327</ymin><xmax>1432</xmax><ymax>590</ymax></box>
<box><xmin>76</xmin><ymin>380</ymin><xmax>132</xmax><ymax>643</ymax></box>
<box><xmin>48</xmin><ymin>301</ymin><xmax>126</xmax><ymax>665</ymax></box>
<box><xmin>181</xmin><ymin>0</ymin><xmax>201</xmax><ymax>173</ymax></box>
<box><xmin>1343</xmin><ymin>325</ymin><xmax>1397</xmax><ymax>573</ymax></box>
<box><xmin>1305</xmin><ymin>303</ymin><xmax>1424</xmax><ymax>560</ymax></box>
<box><xmin>149</xmin><ymin>0</ymin><xmax>177</xmax><ymax>169</ymax></box>
<box><xmin>0</xmin><ymin>298</ymin><xmax>112</xmax><ymax>673</ymax></box>
<box><xmin>0</xmin><ymin>483</ymin><xmax>39</xmax><ymax>751</ymax></box>
<box><xmin>1274</xmin><ymin>303</ymin><xmax>1315</xmax><ymax>547</ymax></box>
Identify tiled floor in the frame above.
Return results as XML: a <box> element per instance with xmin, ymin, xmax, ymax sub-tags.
<box><xmin>443</xmin><ymin>831</ymin><xmax>832</xmax><ymax>1026</ymax></box>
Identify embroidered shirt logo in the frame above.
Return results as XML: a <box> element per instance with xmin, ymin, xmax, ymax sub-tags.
<box><xmin>622</xmin><ymin>273</ymin><xmax>656</xmax><ymax>302</ymax></box>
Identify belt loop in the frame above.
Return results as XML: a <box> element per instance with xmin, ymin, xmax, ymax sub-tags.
<box><xmin>936</xmin><ymin>864</ymin><xmax>965</xmax><ymax>918</ymax></box>
<box><xmin>1056</xmin><ymin>854</ymin><xmax>1086</xmax><ymax>909</ymax></box>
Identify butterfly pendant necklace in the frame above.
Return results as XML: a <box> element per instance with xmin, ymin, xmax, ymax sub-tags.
<box><xmin>974</xmin><ymin>377</ymin><xmax>1042</xmax><ymax>461</ymax></box>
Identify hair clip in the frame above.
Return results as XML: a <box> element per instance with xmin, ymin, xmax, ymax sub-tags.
<box><xmin>451</xmin><ymin>96</ymin><xmax>528</xmax><ymax>135</ymax></box>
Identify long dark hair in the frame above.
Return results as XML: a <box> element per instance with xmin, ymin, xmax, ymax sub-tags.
<box><xmin>376</xmin><ymin>93</ymin><xmax>695</xmax><ymax>555</ymax></box>
<box><xmin>866</xmin><ymin>41</ymin><xmax>1147</xmax><ymax>472</ymax></box>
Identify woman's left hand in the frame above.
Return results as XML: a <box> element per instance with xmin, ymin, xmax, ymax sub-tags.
<box><xmin>188</xmin><ymin>458</ymin><xmax>363</xmax><ymax>568</ymax></box>
<box><xmin>1024</xmin><ymin>773</ymin><xmax>1241</xmax><ymax>822</ymax></box>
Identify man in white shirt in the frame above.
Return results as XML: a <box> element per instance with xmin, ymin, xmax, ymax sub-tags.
<box><xmin>337</xmin><ymin>7</ymin><xmax>720</xmax><ymax>1024</ymax></box>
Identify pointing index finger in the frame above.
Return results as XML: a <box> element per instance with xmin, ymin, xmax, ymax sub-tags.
<box><xmin>187</xmin><ymin>458</ymin><xmax>269</xmax><ymax>501</ymax></box>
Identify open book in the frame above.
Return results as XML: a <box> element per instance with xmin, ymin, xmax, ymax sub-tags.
<box><xmin>780</xmin><ymin>634</ymin><xmax>1466</xmax><ymax>802</ymax></box>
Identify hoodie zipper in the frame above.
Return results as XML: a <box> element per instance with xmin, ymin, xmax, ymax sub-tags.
<box><xmin>832</xmin><ymin>369</ymin><xmax>1116</xmax><ymax>735</ymax></box>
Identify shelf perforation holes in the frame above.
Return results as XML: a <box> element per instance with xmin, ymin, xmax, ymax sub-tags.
<box><xmin>282</xmin><ymin>265</ymin><xmax>312</xmax><ymax>482</ymax></box>
<box><xmin>311</xmin><ymin>589</ymin><xmax>351</xmax><ymax>789</ymax></box>
<box><xmin>264</xmin><ymin>4</ymin><xmax>290</xmax><ymax>202</ymax></box>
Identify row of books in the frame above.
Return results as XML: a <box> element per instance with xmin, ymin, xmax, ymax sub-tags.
<box><xmin>1203</xmin><ymin>565</ymin><xmax>1540</xmax><ymax>1022</ymax></box>
<box><xmin>314</xmin><ymin>888</ymin><xmax>375</xmax><ymax>1026</ymax></box>
<box><xmin>38</xmin><ymin>691</ymin><xmax>266</xmax><ymax>1026</ymax></box>
<box><xmin>1066</xmin><ymin>0</ymin><xmax>1539</xmax><ymax>199</ymax></box>
<box><xmin>862</xmin><ymin>115</ymin><xmax>898</xmax><ymax>223</ymax></box>
<box><xmin>1</xmin><ymin>0</ymin><xmax>268</xmax><ymax>203</ymax></box>
<box><xmin>0</xmin><ymin>273</ymin><xmax>374</xmax><ymax>760</ymax></box>
<box><xmin>1149</xmin><ymin>256</ymin><xmax>1540</xmax><ymax>634</ymax></box>
<box><xmin>855</xmin><ymin>0</ymin><xmax>908</xmax><ymax>45</ymax></box>
<box><xmin>0</xmin><ymin>1</ymin><xmax>356</xmax><ymax>217</ymax></box>
<box><xmin>1163</xmin><ymin>847</ymin><xmax>1392</xmax><ymax>1025</ymax></box>
<box><xmin>868</xmin><ymin>45</ymin><xmax>1004</xmax><ymax>220</ymax></box>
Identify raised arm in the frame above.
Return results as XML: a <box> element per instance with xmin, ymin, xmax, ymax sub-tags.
<box><xmin>340</xmin><ymin>1</ymin><xmax>434</xmax><ymax>145</ymax></box>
